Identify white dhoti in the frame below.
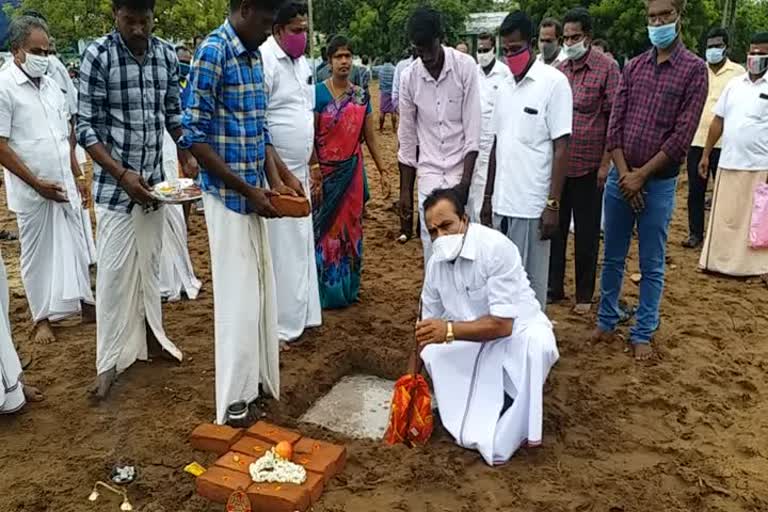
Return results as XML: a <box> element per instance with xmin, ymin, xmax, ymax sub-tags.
<box><xmin>204</xmin><ymin>193</ymin><xmax>280</xmax><ymax>424</ymax></box>
<box><xmin>159</xmin><ymin>205</ymin><xmax>202</xmax><ymax>302</ymax></box>
<box><xmin>95</xmin><ymin>205</ymin><xmax>182</xmax><ymax>376</ymax></box>
<box><xmin>81</xmin><ymin>208</ymin><xmax>97</xmax><ymax>266</ymax></box>
<box><xmin>421</xmin><ymin>317</ymin><xmax>559</xmax><ymax>466</ymax></box>
<box><xmin>75</xmin><ymin>147</ymin><xmax>97</xmax><ymax>266</ymax></box>
<box><xmin>267</xmin><ymin>162</ymin><xmax>321</xmax><ymax>342</ymax></box>
<box><xmin>16</xmin><ymin>200</ymin><xmax>94</xmax><ymax>323</ymax></box>
<box><xmin>467</xmin><ymin>146</ymin><xmax>491</xmax><ymax>224</ymax></box>
<box><xmin>0</xmin><ymin>252</ymin><xmax>25</xmax><ymax>414</ymax></box>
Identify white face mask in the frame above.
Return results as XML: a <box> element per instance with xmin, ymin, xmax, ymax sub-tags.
<box><xmin>431</xmin><ymin>224</ymin><xmax>468</xmax><ymax>263</ymax></box>
<box><xmin>746</xmin><ymin>54</ymin><xmax>768</xmax><ymax>76</ymax></box>
<box><xmin>477</xmin><ymin>50</ymin><xmax>495</xmax><ymax>68</ymax></box>
<box><xmin>19</xmin><ymin>51</ymin><xmax>49</xmax><ymax>78</ymax></box>
<box><xmin>564</xmin><ymin>40</ymin><xmax>588</xmax><ymax>60</ymax></box>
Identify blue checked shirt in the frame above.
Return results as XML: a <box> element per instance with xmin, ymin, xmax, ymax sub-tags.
<box><xmin>77</xmin><ymin>32</ymin><xmax>182</xmax><ymax>213</ymax></box>
<box><xmin>180</xmin><ymin>20</ymin><xmax>270</xmax><ymax>214</ymax></box>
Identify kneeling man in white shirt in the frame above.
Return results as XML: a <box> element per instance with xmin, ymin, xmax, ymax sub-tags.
<box><xmin>415</xmin><ymin>188</ymin><xmax>559</xmax><ymax>466</ymax></box>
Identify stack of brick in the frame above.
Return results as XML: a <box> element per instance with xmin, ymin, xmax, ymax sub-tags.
<box><xmin>190</xmin><ymin>422</ymin><xmax>347</xmax><ymax>512</ymax></box>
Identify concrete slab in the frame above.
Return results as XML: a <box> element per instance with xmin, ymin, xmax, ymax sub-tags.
<box><xmin>300</xmin><ymin>374</ymin><xmax>395</xmax><ymax>440</ymax></box>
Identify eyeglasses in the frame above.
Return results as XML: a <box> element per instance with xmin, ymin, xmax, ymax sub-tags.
<box><xmin>647</xmin><ymin>9</ymin><xmax>677</xmax><ymax>24</ymax></box>
<box><xmin>477</xmin><ymin>47</ymin><xmax>493</xmax><ymax>54</ymax></box>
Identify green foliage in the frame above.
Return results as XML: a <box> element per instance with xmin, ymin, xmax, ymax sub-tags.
<box><xmin>6</xmin><ymin>0</ymin><xmax>228</xmax><ymax>53</ymax></box>
<box><xmin>315</xmin><ymin>0</ymin><xmax>500</xmax><ymax>58</ymax></box>
<box><xmin>5</xmin><ymin>0</ymin><xmax>767</xmax><ymax>65</ymax></box>
<box><xmin>731</xmin><ymin>0</ymin><xmax>768</xmax><ymax>62</ymax></box>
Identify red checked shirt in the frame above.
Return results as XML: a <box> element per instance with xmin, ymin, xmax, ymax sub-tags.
<box><xmin>606</xmin><ymin>40</ymin><xmax>708</xmax><ymax>179</ymax></box>
<box><xmin>558</xmin><ymin>48</ymin><xmax>620</xmax><ymax>177</ymax></box>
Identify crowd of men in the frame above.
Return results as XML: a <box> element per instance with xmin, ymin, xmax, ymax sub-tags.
<box><xmin>0</xmin><ymin>0</ymin><xmax>766</xmax><ymax>467</ymax></box>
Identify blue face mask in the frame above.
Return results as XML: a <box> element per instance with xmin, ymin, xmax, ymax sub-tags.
<box><xmin>705</xmin><ymin>47</ymin><xmax>726</xmax><ymax>64</ymax></box>
<box><xmin>647</xmin><ymin>20</ymin><xmax>678</xmax><ymax>49</ymax></box>
<box><xmin>179</xmin><ymin>62</ymin><xmax>191</xmax><ymax>78</ymax></box>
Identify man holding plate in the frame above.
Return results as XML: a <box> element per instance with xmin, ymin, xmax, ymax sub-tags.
<box><xmin>77</xmin><ymin>0</ymin><xmax>198</xmax><ymax>399</ymax></box>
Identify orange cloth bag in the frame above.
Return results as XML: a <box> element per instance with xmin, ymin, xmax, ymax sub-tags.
<box><xmin>384</xmin><ymin>305</ymin><xmax>434</xmax><ymax>447</ymax></box>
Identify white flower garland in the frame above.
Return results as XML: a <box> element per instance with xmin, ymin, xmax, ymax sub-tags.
<box><xmin>249</xmin><ymin>449</ymin><xmax>307</xmax><ymax>485</ymax></box>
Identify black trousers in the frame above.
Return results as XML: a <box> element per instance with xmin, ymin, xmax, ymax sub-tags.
<box><xmin>687</xmin><ymin>146</ymin><xmax>720</xmax><ymax>239</ymax></box>
<box><xmin>549</xmin><ymin>170</ymin><xmax>603</xmax><ymax>303</ymax></box>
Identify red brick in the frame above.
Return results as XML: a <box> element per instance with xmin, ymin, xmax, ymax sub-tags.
<box><xmin>196</xmin><ymin>466</ymin><xmax>252</xmax><ymax>504</ymax></box>
<box><xmin>231</xmin><ymin>436</ymin><xmax>272</xmax><ymax>458</ymax></box>
<box><xmin>213</xmin><ymin>451</ymin><xmax>257</xmax><ymax>475</ymax></box>
<box><xmin>304</xmin><ymin>471</ymin><xmax>324</xmax><ymax>504</ymax></box>
<box><xmin>246</xmin><ymin>421</ymin><xmax>302</xmax><ymax>446</ymax></box>
<box><xmin>270</xmin><ymin>195</ymin><xmax>310</xmax><ymax>217</ymax></box>
<box><xmin>247</xmin><ymin>482</ymin><xmax>310</xmax><ymax>512</ymax></box>
<box><xmin>189</xmin><ymin>423</ymin><xmax>244</xmax><ymax>455</ymax></box>
<box><xmin>293</xmin><ymin>437</ymin><xmax>347</xmax><ymax>483</ymax></box>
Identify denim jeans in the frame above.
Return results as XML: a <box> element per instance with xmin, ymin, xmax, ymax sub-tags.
<box><xmin>597</xmin><ymin>167</ymin><xmax>677</xmax><ymax>344</ymax></box>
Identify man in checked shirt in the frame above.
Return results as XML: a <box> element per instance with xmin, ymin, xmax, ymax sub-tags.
<box><xmin>181</xmin><ymin>0</ymin><xmax>305</xmax><ymax>425</ymax></box>
<box><xmin>591</xmin><ymin>0</ymin><xmax>707</xmax><ymax>360</ymax></box>
<box><xmin>549</xmin><ymin>8</ymin><xmax>619</xmax><ymax>315</ymax></box>
<box><xmin>78</xmin><ymin>0</ymin><xmax>199</xmax><ymax>399</ymax></box>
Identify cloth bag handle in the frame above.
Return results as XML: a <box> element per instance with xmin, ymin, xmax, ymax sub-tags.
<box><xmin>410</xmin><ymin>300</ymin><xmax>424</xmax><ymax>376</ymax></box>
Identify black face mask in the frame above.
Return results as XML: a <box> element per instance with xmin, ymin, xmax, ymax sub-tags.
<box><xmin>179</xmin><ymin>61</ymin><xmax>191</xmax><ymax>78</ymax></box>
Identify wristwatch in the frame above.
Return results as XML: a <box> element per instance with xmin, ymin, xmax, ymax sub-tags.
<box><xmin>445</xmin><ymin>321</ymin><xmax>455</xmax><ymax>343</ymax></box>
<box><xmin>546</xmin><ymin>198</ymin><xmax>560</xmax><ymax>211</ymax></box>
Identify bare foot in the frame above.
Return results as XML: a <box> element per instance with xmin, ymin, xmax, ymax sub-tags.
<box><xmin>82</xmin><ymin>302</ymin><xmax>96</xmax><ymax>324</ymax></box>
<box><xmin>279</xmin><ymin>341</ymin><xmax>291</xmax><ymax>352</ymax></box>
<box><xmin>589</xmin><ymin>327</ymin><xmax>615</xmax><ymax>344</ymax></box>
<box><xmin>89</xmin><ymin>368</ymin><xmax>117</xmax><ymax>401</ymax></box>
<box><xmin>573</xmin><ymin>303</ymin><xmax>592</xmax><ymax>315</ymax></box>
<box><xmin>22</xmin><ymin>384</ymin><xmax>44</xmax><ymax>402</ymax></box>
<box><xmin>32</xmin><ymin>320</ymin><xmax>55</xmax><ymax>344</ymax></box>
<box><xmin>633</xmin><ymin>343</ymin><xmax>653</xmax><ymax>361</ymax></box>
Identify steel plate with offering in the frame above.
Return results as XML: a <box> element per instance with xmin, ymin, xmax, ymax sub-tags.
<box><xmin>153</xmin><ymin>178</ymin><xmax>202</xmax><ymax>204</ymax></box>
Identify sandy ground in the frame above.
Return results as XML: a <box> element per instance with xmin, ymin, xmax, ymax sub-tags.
<box><xmin>1</xmin><ymin>83</ymin><xmax>768</xmax><ymax>512</ymax></box>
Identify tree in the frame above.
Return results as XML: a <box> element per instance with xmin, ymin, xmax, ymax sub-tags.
<box><xmin>731</xmin><ymin>0</ymin><xmax>768</xmax><ymax>62</ymax></box>
<box><xmin>5</xmin><ymin>0</ymin><xmax>228</xmax><ymax>53</ymax></box>
<box><xmin>315</xmin><ymin>0</ymin><xmax>500</xmax><ymax>61</ymax></box>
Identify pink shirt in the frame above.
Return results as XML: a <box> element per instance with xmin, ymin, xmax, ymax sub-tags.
<box><xmin>397</xmin><ymin>47</ymin><xmax>481</xmax><ymax>192</ymax></box>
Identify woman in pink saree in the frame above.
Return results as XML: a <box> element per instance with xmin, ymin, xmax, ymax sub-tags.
<box><xmin>312</xmin><ymin>36</ymin><xmax>386</xmax><ymax>308</ymax></box>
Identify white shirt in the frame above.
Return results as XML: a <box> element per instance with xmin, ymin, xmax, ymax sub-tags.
<box><xmin>492</xmin><ymin>60</ymin><xmax>573</xmax><ymax>218</ymax></box>
<box><xmin>392</xmin><ymin>57</ymin><xmax>414</xmax><ymax>107</ymax></box>
<box><xmin>423</xmin><ymin>224</ymin><xmax>545</xmax><ymax>327</ymax></box>
<box><xmin>0</xmin><ymin>64</ymin><xmax>78</xmax><ymax>213</ymax></box>
<box><xmin>2</xmin><ymin>56</ymin><xmax>79</xmax><ymax>115</ymax></box>
<box><xmin>259</xmin><ymin>36</ymin><xmax>314</xmax><ymax>165</ymax></box>
<box><xmin>478</xmin><ymin>59</ymin><xmax>511</xmax><ymax>153</ymax></box>
<box><xmin>537</xmin><ymin>48</ymin><xmax>567</xmax><ymax>66</ymax></box>
<box><xmin>48</xmin><ymin>55</ymin><xmax>78</xmax><ymax>116</ymax></box>
<box><xmin>713</xmin><ymin>72</ymin><xmax>768</xmax><ymax>171</ymax></box>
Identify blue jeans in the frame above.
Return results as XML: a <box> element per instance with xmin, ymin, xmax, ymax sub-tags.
<box><xmin>597</xmin><ymin>167</ymin><xmax>677</xmax><ymax>344</ymax></box>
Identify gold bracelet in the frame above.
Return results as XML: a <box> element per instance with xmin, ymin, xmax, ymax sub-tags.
<box><xmin>76</xmin><ymin>175</ymin><xmax>87</xmax><ymax>182</ymax></box>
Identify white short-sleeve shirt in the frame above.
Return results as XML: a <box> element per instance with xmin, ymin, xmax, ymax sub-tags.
<box><xmin>259</xmin><ymin>36</ymin><xmax>315</xmax><ymax>166</ymax></box>
<box><xmin>478</xmin><ymin>59</ymin><xmax>512</xmax><ymax>151</ymax></box>
<box><xmin>491</xmin><ymin>60</ymin><xmax>572</xmax><ymax>219</ymax></box>
<box><xmin>422</xmin><ymin>224</ymin><xmax>545</xmax><ymax>327</ymax></box>
<box><xmin>0</xmin><ymin>64</ymin><xmax>77</xmax><ymax>213</ymax></box>
<box><xmin>713</xmin><ymin>73</ymin><xmax>768</xmax><ymax>171</ymax></box>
